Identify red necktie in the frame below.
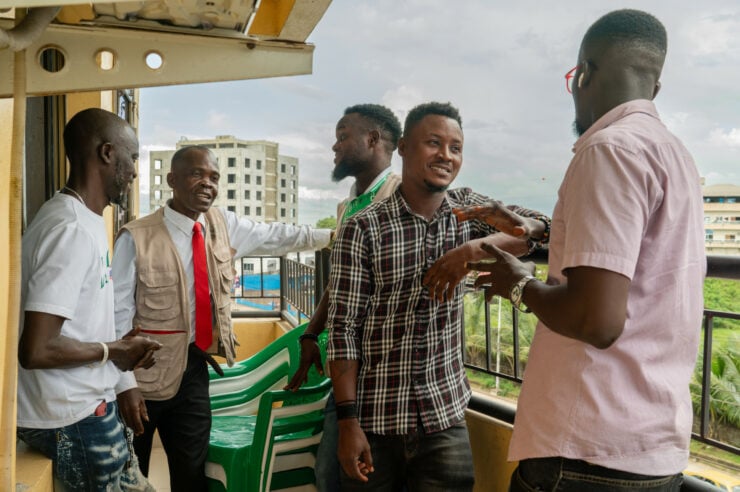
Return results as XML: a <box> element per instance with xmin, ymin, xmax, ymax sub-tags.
<box><xmin>192</xmin><ymin>222</ymin><xmax>213</xmax><ymax>351</ymax></box>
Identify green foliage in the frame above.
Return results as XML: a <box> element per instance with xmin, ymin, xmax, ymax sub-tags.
<box><xmin>315</xmin><ymin>216</ymin><xmax>337</xmax><ymax>229</ymax></box>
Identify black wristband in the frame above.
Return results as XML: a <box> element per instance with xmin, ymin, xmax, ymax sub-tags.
<box><xmin>335</xmin><ymin>402</ymin><xmax>358</xmax><ymax>420</ymax></box>
<box><xmin>298</xmin><ymin>333</ymin><xmax>319</xmax><ymax>343</ymax></box>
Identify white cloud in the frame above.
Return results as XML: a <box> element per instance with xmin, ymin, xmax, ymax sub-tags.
<box><xmin>137</xmin><ymin>0</ymin><xmax>740</xmax><ymax>226</ymax></box>
<box><xmin>709</xmin><ymin>128</ymin><xmax>740</xmax><ymax>148</ymax></box>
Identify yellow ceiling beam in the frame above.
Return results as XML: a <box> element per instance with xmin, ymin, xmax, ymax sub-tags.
<box><xmin>249</xmin><ymin>0</ymin><xmax>296</xmax><ymax>37</ymax></box>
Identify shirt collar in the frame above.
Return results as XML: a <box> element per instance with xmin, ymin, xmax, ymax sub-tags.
<box><xmin>164</xmin><ymin>201</ymin><xmax>206</xmax><ymax>235</ymax></box>
<box><xmin>348</xmin><ymin>168</ymin><xmax>392</xmax><ymax>200</ymax></box>
<box><xmin>390</xmin><ymin>187</ymin><xmax>452</xmax><ymax>221</ymax></box>
<box><xmin>573</xmin><ymin>99</ymin><xmax>659</xmax><ymax>153</ymax></box>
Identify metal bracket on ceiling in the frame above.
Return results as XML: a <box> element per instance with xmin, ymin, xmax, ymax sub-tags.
<box><xmin>0</xmin><ymin>19</ymin><xmax>315</xmax><ymax>98</ymax></box>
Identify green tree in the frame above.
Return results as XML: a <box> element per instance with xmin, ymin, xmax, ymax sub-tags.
<box><xmin>316</xmin><ymin>216</ymin><xmax>337</xmax><ymax>229</ymax></box>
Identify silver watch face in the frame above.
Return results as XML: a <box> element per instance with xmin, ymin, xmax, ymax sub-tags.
<box><xmin>511</xmin><ymin>284</ymin><xmax>523</xmax><ymax>305</ymax></box>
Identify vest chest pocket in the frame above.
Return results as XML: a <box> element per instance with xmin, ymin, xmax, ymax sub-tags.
<box><xmin>137</xmin><ymin>270</ymin><xmax>180</xmax><ymax>322</ymax></box>
<box><xmin>212</xmin><ymin>246</ymin><xmax>235</xmax><ymax>297</ymax></box>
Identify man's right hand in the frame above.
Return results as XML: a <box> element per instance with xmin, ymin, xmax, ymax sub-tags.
<box><xmin>338</xmin><ymin>419</ymin><xmax>374</xmax><ymax>482</ymax></box>
<box><xmin>117</xmin><ymin>387</ymin><xmax>148</xmax><ymax>436</ymax></box>
<box><xmin>110</xmin><ymin>327</ymin><xmax>162</xmax><ymax>371</ymax></box>
<box><xmin>284</xmin><ymin>338</ymin><xmax>324</xmax><ymax>391</ymax></box>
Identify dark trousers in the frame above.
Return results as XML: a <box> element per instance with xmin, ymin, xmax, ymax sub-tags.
<box><xmin>340</xmin><ymin>420</ymin><xmax>474</xmax><ymax>492</ymax></box>
<box><xmin>509</xmin><ymin>457</ymin><xmax>683</xmax><ymax>492</ymax></box>
<box><xmin>134</xmin><ymin>344</ymin><xmax>211</xmax><ymax>492</ymax></box>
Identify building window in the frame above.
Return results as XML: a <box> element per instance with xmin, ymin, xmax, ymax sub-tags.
<box><xmin>154</xmin><ymin>159</ymin><xmax>162</xmax><ymax>170</ymax></box>
<box><xmin>244</xmin><ymin>190</ymin><xmax>250</xmax><ymax>199</ymax></box>
<box><xmin>228</xmin><ymin>174</ymin><xmax>236</xmax><ymax>183</ymax></box>
<box><xmin>228</xmin><ymin>206</ymin><xmax>235</xmax><ymax>212</ymax></box>
<box><xmin>256</xmin><ymin>206</ymin><xmax>262</xmax><ymax>216</ymax></box>
<box><xmin>291</xmin><ymin>209</ymin><xmax>296</xmax><ymax>218</ymax></box>
<box><xmin>280</xmin><ymin>178</ymin><xmax>286</xmax><ymax>188</ymax></box>
<box><xmin>227</xmin><ymin>190</ymin><xmax>235</xmax><ymax>199</ymax></box>
<box><xmin>706</xmin><ymin>230</ymin><xmax>714</xmax><ymax>241</ymax></box>
<box><xmin>256</xmin><ymin>160</ymin><xmax>262</xmax><ymax>170</ymax></box>
<box><xmin>244</xmin><ymin>206</ymin><xmax>250</xmax><ymax>215</ymax></box>
<box><xmin>281</xmin><ymin>163</ymin><xmax>286</xmax><ymax>173</ymax></box>
<box><xmin>291</xmin><ymin>180</ymin><xmax>296</xmax><ymax>189</ymax></box>
<box><xmin>256</xmin><ymin>191</ymin><xmax>262</xmax><ymax>201</ymax></box>
<box><xmin>281</xmin><ymin>208</ymin><xmax>286</xmax><ymax>218</ymax></box>
<box><xmin>292</xmin><ymin>194</ymin><xmax>296</xmax><ymax>203</ymax></box>
<box><xmin>244</xmin><ymin>158</ymin><xmax>250</xmax><ymax>168</ymax></box>
<box><xmin>256</xmin><ymin>176</ymin><xmax>262</xmax><ymax>185</ymax></box>
<box><xmin>291</xmin><ymin>165</ymin><xmax>296</xmax><ymax>175</ymax></box>
<box><xmin>245</xmin><ymin>263</ymin><xmax>254</xmax><ymax>272</ymax></box>
<box><xmin>154</xmin><ymin>190</ymin><xmax>161</xmax><ymax>200</ymax></box>
<box><xmin>228</xmin><ymin>157</ymin><xmax>236</xmax><ymax>167</ymax></box>
<box><xmin>244</xmin><ymin>175</ymin><xmax>250</xmax><ymax>184</ymax></box>
<box><xmin>154</xmin><ymin>175</ymin><xmax>162</xmax><ymax>185</ymax></box>
<box><xmin>280</xmin><ymin>193</ymin><xmax>286</xmax><ymax>203</ymax></box>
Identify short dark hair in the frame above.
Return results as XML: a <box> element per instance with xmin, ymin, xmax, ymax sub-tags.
<box><xmin>584</xmin><ymin>9</ymin><xmax>667</xmax><ymax>59</ymax></box>
<box><xmin>171</xmin><ymin>145</ymin><xmax>214</xmax><ymax>172</ymax></box>
<box><xmin>63</xmin><ymin>108</ymin><xmax>129</xmax><ymax>167</ymax></box>
<box><xmin>403</xmin><ymin>102</ymin><xmax>462</xmax><ymax>136</ymax></box>
<box><xmin>344</xmin><ymin>104</ymin><xmax>402</xmax><ymax>151</ymax></box>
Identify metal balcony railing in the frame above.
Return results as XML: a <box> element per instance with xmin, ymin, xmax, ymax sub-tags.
<box><xmin>233</xmin><ymin>250</ymin><xmax>738</xmax><ymax>457</ymax></box>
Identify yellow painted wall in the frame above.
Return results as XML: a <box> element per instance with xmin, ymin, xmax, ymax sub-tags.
<box><xmin>466</xmin><ymin>409</ymin><xmax>518</xmax><ymax>492</ymax></box>
<box><xmin>213</xmin><ymin>318</ymin><xmax>291</xmax><ymax>363</ymax></box>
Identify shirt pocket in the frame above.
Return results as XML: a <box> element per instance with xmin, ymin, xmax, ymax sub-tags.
<box><xmin>137</xmin><ymin>270</ymin><xmax>180</xmax><ymax>324</ymax></box>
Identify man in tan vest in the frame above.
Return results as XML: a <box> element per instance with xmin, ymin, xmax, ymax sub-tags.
<box><xmin>111</xmin><ymin>145</ymin><xmax>332</xmax><ymax>492</ymax></box>
<box><xmin>284</xmin><ymin>103</ymin><xmax>402</xmax><ymax>492</ymax></box>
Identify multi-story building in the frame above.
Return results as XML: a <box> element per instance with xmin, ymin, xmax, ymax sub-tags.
<box><xmin>150</xmin><ymin>135</ymin><xmax>299</xmax><ymax>224</ymax></box>
<box><xmin>703</xmin><ymin>183</ymin><xmax>740</xmax><ymax>256</ymax></box>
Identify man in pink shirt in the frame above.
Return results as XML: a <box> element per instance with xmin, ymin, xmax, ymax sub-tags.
<box><xmin>465</xmin><ymin>9</ymin><xmax>706</xmax><ymax>491</ymax></box>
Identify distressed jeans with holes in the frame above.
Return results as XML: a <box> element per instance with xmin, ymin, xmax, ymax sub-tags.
<box><xmin>509</xmin><ymin>457</ymin><xmax>683</xmax><ymax>492</ymax></box>
<box><xmin>18</xmin><ymin>401</ymin><xmax>130</xmax><ymax>492</ymax></box>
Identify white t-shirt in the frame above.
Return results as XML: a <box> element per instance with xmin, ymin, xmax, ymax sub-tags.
<box><xmin>18</xmin><ymin>193</ymin><xmax>120</xmax><ymax>428</ymax></box>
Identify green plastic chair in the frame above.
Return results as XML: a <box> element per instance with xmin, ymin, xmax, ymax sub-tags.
<box><xmin>206</xmin><ymin>323</ymin><xmax>331</xmax><ymax>491</ymax></box>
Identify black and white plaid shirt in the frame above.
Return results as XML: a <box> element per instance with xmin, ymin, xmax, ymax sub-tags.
<box><xmin>327</xmin><ymin>187</ymin><xmax>541</xmax><ymax>435</ymax></box>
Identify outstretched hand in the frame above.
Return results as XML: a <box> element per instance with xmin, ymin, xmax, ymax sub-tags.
<box><xmin>284</xmin><ymin>339</ymin><xmax>324</xmax><ymax>391</ymax></box>
<box><xmin>467</xmin><ymin>243</ymin><xmax>535</xmax><ymax>302</ymax></box>
<box><xmin>453</xmin><ymin>202</ymin><xmax>530</xmax><ymax>237</ymax></box>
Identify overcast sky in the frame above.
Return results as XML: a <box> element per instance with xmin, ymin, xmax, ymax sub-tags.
<box><xmin>138</xmin><ymin>0</ymin><xmax>740</xmax><ymax>226</ymax></box>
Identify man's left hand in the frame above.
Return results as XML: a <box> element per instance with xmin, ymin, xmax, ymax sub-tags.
<box><xmin>117</xmin><ymin>387</ymin><xmax>148</xmax><ymax>436</ymax></box>
<box><xmin>468</xmin><ymin>243</ymin><xmax>536</xmax><ymax>302</ymax></box>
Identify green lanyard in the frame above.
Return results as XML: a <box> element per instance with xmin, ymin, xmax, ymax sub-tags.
<box><xmin>341</xmin><ymin>173</ymin><xmax>389</xmax><ymax>224</ymax></box>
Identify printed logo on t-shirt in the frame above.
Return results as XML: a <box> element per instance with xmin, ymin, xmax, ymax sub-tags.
<box><xmin>100</xmin><ymin>250</ymin><xmax>112</xmax><ymax>288</ymax></box>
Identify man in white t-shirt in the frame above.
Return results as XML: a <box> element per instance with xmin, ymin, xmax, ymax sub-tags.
<box><xmin>18</xmin><ymin>108</ymin><xmax>162</xmax><ymax>491</ymax></box>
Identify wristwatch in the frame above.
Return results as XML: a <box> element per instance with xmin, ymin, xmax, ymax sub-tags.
<box><xmin>510</xmin><ymin>275</ymin><xmax>536</xmax><ymax>313</ymax></box>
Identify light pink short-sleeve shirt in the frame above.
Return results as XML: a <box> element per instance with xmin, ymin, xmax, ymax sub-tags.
<box><xmin>508</xmin><ymin>100</ymin><xmax>706</xmax><ymax>475</ymax></box>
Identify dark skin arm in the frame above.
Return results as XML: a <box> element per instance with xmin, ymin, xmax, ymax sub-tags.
<box><xmin>329</xmin><ymin>358</ymin><xmax>374</xmax><ymax>482</ymax></box>
<box><xmin>284</xmin><ymin>288</ymin><xmax>328</xmax><ymax>391</ymax></box>
<box><xmin>424</xmin><ymin>204</ymin><xmax>546</xmax><ymax>302</ymax></box>
<box><xmin>117</xmin><ymin>387</ymin><xmax>148</xmax><ymax>435</ymax></box>
<box><xmin>469</xmin><ymin>243</ymin><xmax>629</xmax><ymax>349</ymax></box>
<box><xmin>19</xmin><ymin>312</ymin><xmax>162</xmax><ymax>371</ymax></box>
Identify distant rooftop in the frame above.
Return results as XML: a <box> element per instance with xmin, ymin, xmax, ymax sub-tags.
<box><xmin>703</xmin><ymin>184</ymin><xmax>740</xmax><ymax>197</ymax></box>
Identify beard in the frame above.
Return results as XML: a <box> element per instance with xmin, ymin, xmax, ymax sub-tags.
<box><xmin>332</xmin><ymin>158</ymin><xmax>361</xmax><ymax>182</ymax></box>
<box><xmin>111</xmin><ymin>161</ymin><xmax>131</xmax><ymax>210</ymax></box>
<box><xmin>573</xmin><ymin>119</ymin><xmax>587</xmax><ymax>137</ymax></box>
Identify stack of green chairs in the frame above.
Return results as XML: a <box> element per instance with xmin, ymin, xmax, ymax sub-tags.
<box><xmin>206</xmin><ymin>323</ymin><xmax>331</xmax><ymax>491</ymax></box>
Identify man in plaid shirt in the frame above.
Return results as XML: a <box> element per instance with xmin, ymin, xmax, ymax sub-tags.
<box><xmin>326</xmin><ymin>101</ymin><xmax>550</xmax><ymax>491</ymax></box>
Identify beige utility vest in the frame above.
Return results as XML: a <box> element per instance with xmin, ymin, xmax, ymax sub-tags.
<box><xmin>120</xmin><ymin>207</ymin><xmax>237</xmax><ymax>400</ymax></box>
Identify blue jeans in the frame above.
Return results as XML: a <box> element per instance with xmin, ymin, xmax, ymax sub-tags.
<box><xmin>18</xmin><ymin>401</ymin><xmax>131</xmax><ymax>492</ymax></box>
<box><xmin>340</xmin><ymin>420</ymin><xmax>474</xmax><ymax>492</ymax></box>
<box><xmin>315</xmin><ymin>391</ymin><xmax>341</xmax><ymax>492</ymax></box>
<box><xmin>509</xmin><ymin>457</ymin><xmax>683</xmax><ymax>492</ymax></box>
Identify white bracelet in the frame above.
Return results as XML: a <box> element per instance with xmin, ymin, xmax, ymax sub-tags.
<box><xmin>97</xmin><ymin>342</ymin><xmax>109</xmax><ymax>367</ymax></box>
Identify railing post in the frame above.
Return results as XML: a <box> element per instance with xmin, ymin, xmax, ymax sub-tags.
<box><xmin>279</xmin><ymin>256</ymin><xmax>286</xmax><ymax>316</ymax></box>
<box><xmin>700</xmin><ymin>313</ymin><xmax>713</xmax><ymax>441</ymax></box>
